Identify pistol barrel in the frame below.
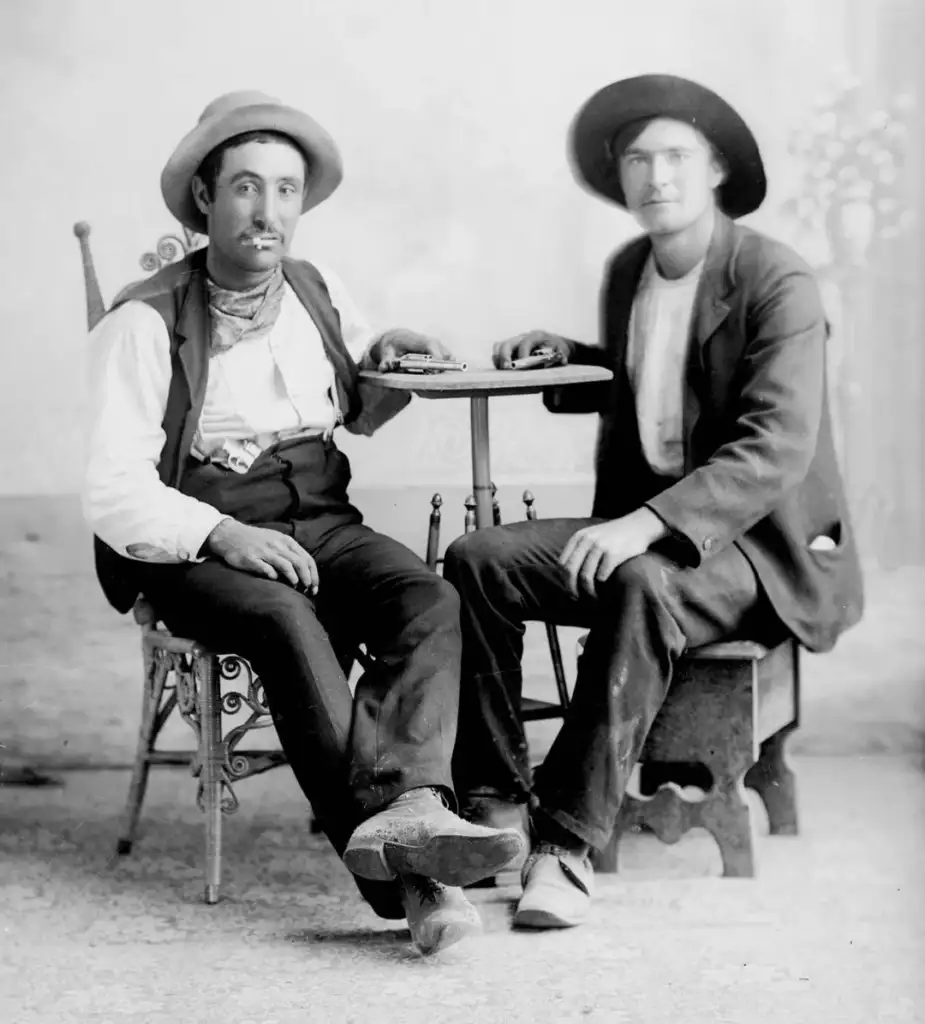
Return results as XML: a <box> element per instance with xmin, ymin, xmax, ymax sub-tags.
<box><xmin>395</xmin><ymin>354</ymin><xmax>468</xmax><ymax>373</ymax></box>
<box><xmin>509</xmin><ymin>347</ymin><xmax>559</xmax><ymax>370</ymax></box>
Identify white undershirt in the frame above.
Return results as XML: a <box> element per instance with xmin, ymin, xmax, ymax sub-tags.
<box><xmin>626</xmin><ymin>253</ymin><xmax>704</xmax><ymax>478</ymax></box>
<box><xmin>195</xmin><ymin>283</ymin><xmax>353</xmax><ymax>454</ymax></box>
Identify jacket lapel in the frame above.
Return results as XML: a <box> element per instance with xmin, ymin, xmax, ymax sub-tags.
<box><xmin>172</xmin><ymin>250</ymin><xmax>211</xmax><ymax>479</ymax></box>
<box><xmin>691</xmin><ymin>213</ymin><xmax>737</xmax><ymax>359</ymax></box>
<box><xmin>174</xmin><ymin>251</ymin><xmax>210</xmax><ymax>409</ymax></box>
<box><xmin>606</xmin><ymin>237</ymin><xmax>651</xmax><ymax>373</ymax></box>
<box><xmin>282</xmin><ymin>258</ymin><xmax>331</xmax><ymax>351</ymax></box>
<box><xmin>681</xmin><ymin>214</ymin><xmax>738</xmax><ymax>468</ymax></box>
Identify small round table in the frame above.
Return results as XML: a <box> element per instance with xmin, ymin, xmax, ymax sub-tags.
<box><xmin>359</xmin><ymin>365</ymin><xmax>613</xmax><ymax>528</ymax></box>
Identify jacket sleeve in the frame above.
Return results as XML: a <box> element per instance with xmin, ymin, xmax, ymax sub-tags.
<box><xmin>82</xmin><ymin>302</ymin><xmax>229</xmax><ymax>562</ymax></box>
<box><xmin>646</xmin><ymin>261</ymin><xmax>827</xmax><ymax>566</ymax></box>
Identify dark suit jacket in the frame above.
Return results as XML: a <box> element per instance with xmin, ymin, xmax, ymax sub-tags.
<box><xmin>548</xmin><ymin>213</ymin><xmax>864</xmax><ymax>653</ymax></box>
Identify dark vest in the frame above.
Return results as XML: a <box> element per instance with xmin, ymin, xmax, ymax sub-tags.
<box><xmin>95</xmin><ymin>247</ymin><xmax>361</xmax><ymax>612</ymax></box>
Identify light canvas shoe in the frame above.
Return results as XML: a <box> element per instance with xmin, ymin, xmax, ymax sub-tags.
<box><xmin>344</xmin><ymin>787</ymin><xmax>526</xmax><ymax>888</ymax></box>
<box><xmin>514</xmin><ymin>843</ymin><xmax>594</xmax><ymax>929</ymax></box>
<box><xmin>400</xmin><ymin>874</ymin><xmax>483</xmax><ymax>955</ymax></box>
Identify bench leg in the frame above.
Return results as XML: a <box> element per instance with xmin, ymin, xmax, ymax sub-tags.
<box><xmin>745</xmin><ymin>723</ymin><xmax>799</xmax><ymax>835</ymax></box>
<box><xmin>601</xmin><ymin>774</ymin><xmax>757</xmax><ymax>878</ymax></box>
<box><xmin>700</xmin><ymin>775</ymin><xmax>757</xmax><ymax>878</ymax></box>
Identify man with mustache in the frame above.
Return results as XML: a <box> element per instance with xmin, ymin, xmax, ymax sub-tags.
<box><xmin>444</xmin><ymin>75</ymin><xmax>864</xmax><ymax>929</ymax></box>
<box><xmin>83</xmin><ymin>91</ymin><xmax>524</xmax><ymax>955</ymax></box>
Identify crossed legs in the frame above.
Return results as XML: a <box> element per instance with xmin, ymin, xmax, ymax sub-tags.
<box><xmin>139</xmin><ymin>521</ymin><xmax>523</xmax><ymax>936</ymax></box>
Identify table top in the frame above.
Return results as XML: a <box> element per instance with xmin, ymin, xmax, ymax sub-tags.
<box><xmin>359</xmin><ymin>364</ymin><xmax>612</xmax><ymax>399</ymax></box>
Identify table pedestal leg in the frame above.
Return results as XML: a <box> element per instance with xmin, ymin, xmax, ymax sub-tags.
<box><xmin>469</xmin><ymin>396</ymin><xmax>493</xmax><ymax>529</ymax></box>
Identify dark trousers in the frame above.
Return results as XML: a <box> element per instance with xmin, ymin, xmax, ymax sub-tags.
<box><xmin>137</xmin><ymin>437</ymin><xmax>461</xmax><ymax>918</ymax></box>
<box><xmin>442</xmin><ymin>517</ymin><xmax>785</xmax><ymax>851</ymax></box>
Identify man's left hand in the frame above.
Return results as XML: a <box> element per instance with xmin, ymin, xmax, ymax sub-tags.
<box><xmin>365</xmin><ymin>329</ymin><xmax>454</xmax><ymax>372</ymax></box>
<box><xmin>559</xmin><ymin>508</ymin><xmax>670</xmax><ymax>597</ymax></box>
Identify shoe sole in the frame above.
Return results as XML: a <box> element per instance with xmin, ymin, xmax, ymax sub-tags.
<box><xmin>345</xmin><ymin>830</ymin><xmax>524</xmax><ymax>886</ymax></box>
<box><xmin>513</xmin><ymin>906</ymin><xmax>586</xmax><ymax>929</ymax></box>
<box><xmin>386</xmin><ymin>831</ymin><xmax>526</xmax><ymax>888</ymax></box>
<box><xmin>412</xmin><ymin>918</ymin><xmax>482</xmax><ymax>956</ymax></box>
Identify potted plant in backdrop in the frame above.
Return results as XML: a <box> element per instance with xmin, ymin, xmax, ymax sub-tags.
<box><xmin>781</xmin><ymin>72</ymin><xmax>915</xmax><ymax>533</ymax></box>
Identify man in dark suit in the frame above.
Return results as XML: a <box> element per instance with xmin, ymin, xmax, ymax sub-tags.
<box><xmin>442</xmin><ymin>75</ymin><xmax>864</xmax><ymax>930</ymax></box>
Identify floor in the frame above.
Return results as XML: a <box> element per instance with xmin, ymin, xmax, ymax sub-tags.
<box><xmin>1</xmin><ymin>492</ymin><xmax>924</xmax><ymax>1021</ymax></box>
<box><xmin>1</xmin><ymin>757</ymin><xmax>923</xmax><ymax>1023</ymax></box>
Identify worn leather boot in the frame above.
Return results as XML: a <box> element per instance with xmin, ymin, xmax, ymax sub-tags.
<box><xmin>460</xmin><ymin>792</ymin><xmax>530</xmax><ymax>888</ymax></box>
<box><xmin>344</xmin><ymin>787</ymin><xmax>526</xmax><ymax>888</ymax></box>
<box><xmin>400</xmin><ymin>874</ymin><xmax>483</xmax><ymax>955</ymax></box>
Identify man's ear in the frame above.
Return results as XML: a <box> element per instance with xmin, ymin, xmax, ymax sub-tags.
<box><xmin>191</xmin><ymin>175</ymin><xmax>211</xmax><ymax>219</ymax></box>
<box><xmin>709</xmin><ymin>150</ymin><xmax>728</xmax><ymax>190</ymax></box>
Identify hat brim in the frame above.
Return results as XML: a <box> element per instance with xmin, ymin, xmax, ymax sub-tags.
<box><xmin>569</xmin><ymin>75</ymin><xmax>766</xmax><ymax>219</ymax></box>
<box><xmin>161</xmin><ymin>103</ymin><xmax>344</xmax><ymax>234</ymax></box>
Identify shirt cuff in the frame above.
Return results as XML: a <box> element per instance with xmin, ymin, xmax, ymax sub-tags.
<box><xmin>178</xmin><ymin>508</ymin><xmax>233</xmax><ymax>563</ymax></box>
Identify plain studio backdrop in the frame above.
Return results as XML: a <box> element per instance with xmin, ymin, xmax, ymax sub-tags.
<box><xmin>0</xmin><ymin>0</ymin><xmax>922</xmax><ymax>769</ymax></box>
<box><xmin>0</xmin><ymin>0</ymin><xmax>919</xmax><ymax>550</ymax></box>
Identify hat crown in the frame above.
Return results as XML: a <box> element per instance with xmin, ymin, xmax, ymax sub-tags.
<box><xmin>569</xmin><ymin>74</ymin><xmax>766</xmax><ymax>219</ymax></box>
<box><xmin>197</xmin><ymin>90</ymin><xmax>283</xmax><ymax>126</ymax></box>
<box><xmin>163</xmin><ymin>89</ymin><xmax>343</xmax><ymax>234</ymax></box>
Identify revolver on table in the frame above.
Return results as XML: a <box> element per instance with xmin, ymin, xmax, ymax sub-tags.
<box><xmin>509</xmin><ymin>346</ymin><xmax>561</xmax><ymax>370</ymax></box>
<box><xmin>392</xmin><ymin>353</ymin><xmax>468</xmax><ymax>374</ymax></box>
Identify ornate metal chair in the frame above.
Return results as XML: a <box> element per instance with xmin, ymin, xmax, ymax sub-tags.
<box><xmin>426</xmin><ymin>479</ymin><xmax>800</xmax><ymax>879</ymax></box>
<box><xmin>75</xmin><ymin>221</ymin><xmax>290</xmax><ymax>904</ymax></box>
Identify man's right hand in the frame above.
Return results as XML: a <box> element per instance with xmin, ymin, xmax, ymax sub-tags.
<box><xmin>203</xmin><ymin>519</ymin><xmax>319</xmax><ymax>594</ymax></box>
<box><xmin>492</xmin><ymin>330</ymin><xmax>573</xmax><ymax>369</ymax></box>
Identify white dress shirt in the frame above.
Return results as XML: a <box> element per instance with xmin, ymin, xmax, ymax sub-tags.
<box><xmin>83</xmin><ymin>265</ymin><xmax>407</xmax><ymax>564</ymax></box>
<box><xmin>626</xmin><ymin>254</ymin><xmax>704</xmax><ymax>478</ymax></box>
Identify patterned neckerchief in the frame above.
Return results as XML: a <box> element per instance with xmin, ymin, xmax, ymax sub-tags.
<box><xmin>206</xmin><ymin>266</ymin><xmax>286</xmax><ymax>354</ymax></box>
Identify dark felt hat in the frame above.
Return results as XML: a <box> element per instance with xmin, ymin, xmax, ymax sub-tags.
<box><xmin>569</xmin><ymin>74</ymin><xmax>767</xmax><ymax>218</ymax></box>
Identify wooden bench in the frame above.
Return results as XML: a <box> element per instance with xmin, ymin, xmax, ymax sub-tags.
<box><xmin>594</xmin><ymin>638</ymin><xmax>799</xmax><ymax>877</ymax></box>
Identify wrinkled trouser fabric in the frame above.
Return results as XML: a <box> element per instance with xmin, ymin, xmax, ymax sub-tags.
<box><xmin>138</xmin><ymin>436</ymin><xmax>461</xmax><ymax>919</ymax></box>
<box><xmin>443</xmin><ymin>518</ymin><xmax>786</xmax><ymax>850</ymax></box>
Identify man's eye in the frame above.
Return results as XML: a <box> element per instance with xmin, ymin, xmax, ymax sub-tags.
<box><xmin>236</xmin><ymin>182</ymin><xmax>258</xmax><ymax>196</ymax></box>
<box><xmin>280</xmin><ymin>184</ymin><xmax>299</xmax><ymax>197</ymax></box>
